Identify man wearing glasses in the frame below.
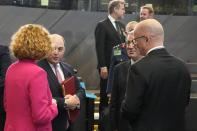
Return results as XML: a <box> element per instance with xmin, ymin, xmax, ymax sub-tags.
<box><xmin>121</xmin><ymin>19</ymin><xmax>191</xmax><ymax>131</ymax></box>
<box><xmin>110</xmin><ymin>30</ymin><xmax>142</xmax><ymax>131</ymax></box>
<box><xmin>106</xmin><ymin>21</ymin><xmax>138</xmax><ymax>96</ymax></box>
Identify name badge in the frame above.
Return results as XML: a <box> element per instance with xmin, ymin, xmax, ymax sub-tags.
<box><xmin>114</xmin><ymin>49</ymin><xmax>121</xmax><ymax>56</ymax></box>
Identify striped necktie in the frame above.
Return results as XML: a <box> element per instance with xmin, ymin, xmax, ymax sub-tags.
<box><xmin>54</xmin><ymin>64</ymin><xmax>63</xmax><ymax>84</ymax></box>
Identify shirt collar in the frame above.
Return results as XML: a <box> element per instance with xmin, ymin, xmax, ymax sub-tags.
<box><xmin>146</xmin><ymin>46</ymin><xmax>165</xmax><ymax>55</ymax></box>
<box><xmin>48</xmin><ymin>62</ymin><xmax>61</xmax><ymax>69</ymax></box>
<box><xmin>130</xmin><ymin>59</ymin><xmax>135</xmax><ymax>65</ymax></box>
<box><xmin>108</xmin><ymin>15</ymin><xmax>116</xmax><ymax>23</ymax></box>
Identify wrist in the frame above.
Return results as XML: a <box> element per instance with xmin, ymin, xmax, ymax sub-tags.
<box><xmin>64</xmin><ymin>100</ymin><xmax>67</xmax><ymax>108</ymax></box>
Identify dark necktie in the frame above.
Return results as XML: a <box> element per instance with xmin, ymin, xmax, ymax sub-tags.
<box><xmin>54</xmin><ymin>65</ymin><xmax>63</xmax><ymax>84</ymax></box>
<box><xmin>115</xmin><ymin>21</ymin><xmax>122</xmax><ymax>36</ymax></box>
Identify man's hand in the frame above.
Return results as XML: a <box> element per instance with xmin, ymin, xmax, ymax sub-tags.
<box><xmin>52</xmin><ymin>99</ymin><xmax>57</xmax><ymax>105</ymax></box>
<box><xmin>100</xmin><ymin>67</ymin><xmax>108</xmax><ymax>79</ymax></box>
<box><xmin>65</xmin><ymin>95</ymin><xmax>80</xmax><ymax>110</ymax></box>
<box><xmin>65</xmin><ymin>94</ymin><xmax>72</xmax><ymax>99</ymax></box>
<box><xmin>107</xmin><ymin>93</ymin><xmax>111</xmax><ymax>98</ymax></box>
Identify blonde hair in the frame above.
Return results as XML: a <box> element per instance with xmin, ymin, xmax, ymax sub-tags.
<box><xmin>108</xmin><ymin>0</ymin><xmax>125</xmax><ymax>14</ymax></box>
<box><xmin>10</xmin><ymin>24</ymin><xmax>53</xmax><ymax>60</ymax></box>
<box><xmin>141</xmin><ymin>6</ymin><xmax>154</xmax><ymax>15</ymax></box>
<box><xmin>126</xmin><ymin>21</ymin><xmax>138</xmax><ymax>33</ymax></box>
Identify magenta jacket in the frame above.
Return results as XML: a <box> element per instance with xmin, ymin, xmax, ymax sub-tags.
<box><xmin>4</xmin><ymin>59</ymin><xmax>58</xmax><ymax>131</ymax></box>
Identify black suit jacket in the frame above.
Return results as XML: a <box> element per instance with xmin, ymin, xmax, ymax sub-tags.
<box><xmin>110</xmin><ymin>61</ymin><xmax>132</xmax><ymax>131</ymax></box>
<box><xmin>37</xmin><ymin>59</ymin><xmax>85</xmax><ymax>131</ymax></box>
<box><xmin>121</xmin><ymin>48</ymin><xmax>191</xmax><ymax>131</ymax></box>
<box><xmin>95</xmin><ymin>17</ymin><xmax>125</xmax><ymax>69</ymax></box>
<box><xmin>0</xmin><ymin>45</ymin><xmax>11</xmax><ymax>130</ymax></box>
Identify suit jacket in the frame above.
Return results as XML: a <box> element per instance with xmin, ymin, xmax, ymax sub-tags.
<box><xmin>95</xmin><ymin>17</ymin><xmax>125</xmax><ymax>69</ymax></box>
<box><xmin>110</xmin><ymin>61</ymin><xmax>132</xmax><ymax>131</ymax></box>
<box><xmin>121</xmin><ymin>48</ymin><xmax>191</xmax><ymax>131</ymax></box>
<box><xmin>0</xmin><ymin>45</ymin><xmax>11</xmax><ymax>130</ymax></box>
<box><xmin>37</xmin><ymin>59</ymin><xmax>85</xmax><ymax>131</ymax></box>
<box><xmin>4</xmin><ymin>59</ymin><xmax>58</xmax><ymax>131</ymax></box>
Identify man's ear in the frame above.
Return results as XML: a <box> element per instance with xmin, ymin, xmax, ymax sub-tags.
<box><xmin>114</xmin><ymin>7</ymin><xmax>118</xmax><ymax>12</ymax></box>
<box><xmin>144</xmin><ymin>35</ymin><xmax>150</xmax><ymax>43</ymax></box>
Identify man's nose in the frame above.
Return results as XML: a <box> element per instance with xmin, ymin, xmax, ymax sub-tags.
<box><xmin>53</xmin><ymin>49</ymin><xmax>58</xmax><ymax>54</ymax></box>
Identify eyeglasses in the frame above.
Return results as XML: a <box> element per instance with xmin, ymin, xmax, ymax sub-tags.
<box><xmin>132</xmin><ymin>36</ymin><xmax>145</xmax><ymax>45</ymax></box>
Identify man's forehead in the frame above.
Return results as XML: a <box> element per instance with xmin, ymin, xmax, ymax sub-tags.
<box><xmin>52</xmin><ymin>39</ymin><xmax>64</xmax><ymax>47</ymax></box>
<box><xmin>141</xmin><ymin>8</ymin><xmax>149</xmax><ymax>13</ymax></box>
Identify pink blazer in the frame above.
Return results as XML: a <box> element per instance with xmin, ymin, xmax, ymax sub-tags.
<box><xmin>4</xmin><ymin>60</ymin><xmax>58</xmax><ymax>131</ymax></box>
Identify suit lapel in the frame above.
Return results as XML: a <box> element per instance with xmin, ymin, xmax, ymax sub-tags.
<box><xmin>106</xmin><ymin>18</ymin><xmax>121</xmax><ymax>40</ymax></box>
<box><xmin>42</xmin><ymin>59</ymin><xmax>60</xmax><ymax>87</ymax></box>
<box><xmin>60</xmin><ymin>62</ymin><xmax>72</xmax><ymax>79</ymax></box>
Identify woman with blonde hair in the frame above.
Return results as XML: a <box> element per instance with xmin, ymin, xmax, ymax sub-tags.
<box><xmin>4</xmin><ymin>24</ymin><xmax>58</xmax><ymax>131</ymax></box>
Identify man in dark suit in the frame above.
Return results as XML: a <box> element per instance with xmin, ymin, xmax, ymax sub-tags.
<box><xmin>0</xmin><ymin>45</ymin><xmax>11</xmax><ymax>131</ymax></box>
<box><xmin>121</xmin><ymin>19</ymin><xmax>191</xmax><ymax>131</ymax></box>
<box><xmin>37</xmin><ymin>34</ymin><xmax>85</xmax><ymax>131</ymax></box>
<box><xmin>107</xmin><ymin>21</ymin><xmax>138</xmax><ymax>95</ymax></box>
<box><xmin>110</xmin><ymin>30</ymin><xmax>143</xmax><ymax>131</ymax></box>
<box><xmin>94</xmin><ymin>1</ymin><xmax>125</xmax><ymax>130</ymax></box>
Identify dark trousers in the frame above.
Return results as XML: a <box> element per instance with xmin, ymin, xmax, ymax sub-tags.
<box><xmin>99</xmin><ymin>78</ymin><xmax>109</xmax><ymax>131</ymax></box>
<box><xmin>0</xmin><ymin>111</ymin><xmax>6</xmax><ymax>131</ymax></box>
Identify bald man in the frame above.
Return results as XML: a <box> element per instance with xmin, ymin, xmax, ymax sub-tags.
<box><xmin>38</xmin><ymin>34</ymin><xmax>85</xmax><ymax>131</ymax></box>
<box><xmin>121</xmin><ymin>19</ymin><xmax>191</xmax><ymax>131</ymax></box>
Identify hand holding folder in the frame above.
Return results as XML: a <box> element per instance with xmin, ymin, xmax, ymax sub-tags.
<box><xmin>61</xmin><ymin>76</ymin><xmax>80</xmax><ymax>123</ymax></box>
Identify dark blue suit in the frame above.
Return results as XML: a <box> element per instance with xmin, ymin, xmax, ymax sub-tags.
<box><xmin>106</xmin><ymin>43</ymin><xmax>129</xmax><ymax>94</ymax></box>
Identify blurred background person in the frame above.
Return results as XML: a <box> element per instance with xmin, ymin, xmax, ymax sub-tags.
<box><xmin>94</xmin><ymin>1</ymin><xmax>125</xmax><ymax>130</ymax></box>
<box><xmin>0</xmin><ymin>45</ymin><xmax>11</xmax><ymax>131</ymax></box>
<box><xmin>4</xmin><ymin>24</ymin><xmax>58</xmax><ymax>131</ymax></box>
<box><xmin>140</xmin><ymin>5</ymin><xmax>154</xmax><ymax>21</ymax></box>
<box><xmin>38</xmin><ymin>34</ymin><xmax>85</xmax><ymax>131</ymax></box>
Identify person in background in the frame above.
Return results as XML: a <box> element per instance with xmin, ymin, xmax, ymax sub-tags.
<box><xmin>4</xmin><ymin>24</ymin><xmax>58</xmax><ymax>131</ymax></box>
<box><xmin>0</xmin><ymin>45</ymin><xmax>11</xmax><ymax>131</ymax></box>
<box><xmin>110</xmin><ymin>27</ymin><xmax>143</xmax><ymax>131</ymax></box>
<box><xmin>121</xmin><ymin>19</ymin><xmax>191</xmax><ymax>131</ymax></box>
<box><xmin>106</xmin><ymin>21</ymin><xmax>138</xmax><ymax>96</ymax></box>
<box><xmin>37</xmin><ymin>34</ymin><xmax>85</xmax><ymax>131</ymax></box>
<box><xmin>140</xmin><ymin>5</ymin><xmax>154</xmax><ymax>21</ymax></box>
<box><xmin>95</xmin><ymin>0</ymin><xmax>125</xmax><ymax>130</ymax></box>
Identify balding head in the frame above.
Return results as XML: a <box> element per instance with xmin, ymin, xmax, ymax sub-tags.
<box><xmin>50</xmin><ymin>34</ymin><xmax>66</xmax><ymax>45</ymax></box>
<box><xmin>125</xmin><ymin>21</ymin><xmax>138</xmax><ymax>34</ymax></box>
<box><xmin>47</xmin><ymin>34</ymin><xmax>66</xmax><ymax>65</ymax></box>
<box><xmin>133</xmin><ymin>19</ymin><xmax>164</xmax><ymax>55</ymax></box>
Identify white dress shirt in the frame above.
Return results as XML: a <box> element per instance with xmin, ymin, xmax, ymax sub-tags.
<box><xmin>48</xmin><ymin>62</ymin><xmax>65</xmax><ymax>81</ymax></box>
<box><xmin>108</xmin><ymin>15</ymin><xmax>117</xmax><ymax>30</ymax></box>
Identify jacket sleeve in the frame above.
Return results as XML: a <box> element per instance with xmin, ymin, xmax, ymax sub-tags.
<box><xmin>106</xmin><ymin>49</ymin><xmax>116</xmax><ymax>94</ymax></box>
<box><xmin>74</xmin><ymin>75</ymin><xmax>85</xmax><ymax>101</ymax></box>
<box><xmin>29</xmin><ymin>70</ymin><xmax>58</xmax><ymax>125</ymax></box>
<box><xmin>121</xmin><ymin>65</ymin><xmax>147</xmax><ymax>124</ymax></box>
<box><xmin>95</xmin><ymin>22</ymin><xmax>106</xmax><ymax>68</ymax></box>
